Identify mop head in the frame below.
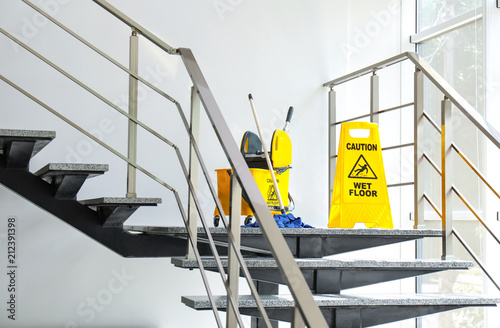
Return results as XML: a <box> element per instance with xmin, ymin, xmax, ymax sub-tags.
<box><xmin>243</xmin><ymin>213</ymin><xmax>314</xmax><ymax>228</ymax></box>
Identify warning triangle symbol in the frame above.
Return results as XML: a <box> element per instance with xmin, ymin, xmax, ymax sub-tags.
<box><xmin>348</xmin><ymin>154</ymin><xmax>377</xmax><ymax>179</ymax></box>
<box><xmin>267</xmin><ymin>185</ymin><xmax>278</xmax><ymax>201</ymax></box>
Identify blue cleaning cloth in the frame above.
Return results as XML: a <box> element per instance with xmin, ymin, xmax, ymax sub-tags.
<box><xmin>243</xmin><ymin>213</ymin><xmax>314</xmax><ymax>228</ymax></box>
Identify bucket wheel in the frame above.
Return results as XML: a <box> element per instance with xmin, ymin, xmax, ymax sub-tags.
<box><xmin>244</xmin><ymin>216</ymin><xmax>253</xmax><ymax>225</ymax></box>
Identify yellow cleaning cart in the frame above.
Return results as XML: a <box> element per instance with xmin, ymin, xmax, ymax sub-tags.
<box><xmin>213</xmin><ymin>112</ymin><xmax>294</xmax><ymax>226</ymax></box>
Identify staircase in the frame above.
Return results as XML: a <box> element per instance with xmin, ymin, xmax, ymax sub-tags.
<box><xmin>2</xmin><ymin>1</ymin><xmax>500</xmax><ymax>327</ymax></box>
<box><xmin>2</xmin><ymin>128</ymin><xmax>499</xmax><ymax>327</ymax></box>
<box><xmin>165</xmin><ymin>226</ymin><xmax>496</xmax><ymax>326</ymax></box>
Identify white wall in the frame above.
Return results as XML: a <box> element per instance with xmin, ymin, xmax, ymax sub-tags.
<box><xmin>0</xmin><ymin>0</ymin><xmax>408</xmax><ymax>327</ymax></box>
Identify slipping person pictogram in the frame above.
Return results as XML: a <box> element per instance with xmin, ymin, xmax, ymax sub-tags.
<box><xmin>354</xmin><ymin>164</ymin><xmax>368</xmax><ymax>176</ymax></box>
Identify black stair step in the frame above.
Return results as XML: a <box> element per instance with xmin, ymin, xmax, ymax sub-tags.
<box><xmin>35</xmin><ymin>163</ymin><xmax>108</xmax><ymax>199</ymax></box>
<box><xmin>0</xmin><ymin>129</ymin><xmax>55</xmax><ymax>170</ymax></box>
<box><xmin>125</xmin><ymin>226</ymin><xmax>442</xmax><ymax>257</ymax></box>
<box><xmin>172</xmin><ymin>257</ymin><xmax>472</xmax><ymax>293</ymax></box>
<box><xmin>80</xmin><ymin>197</ymin><xmax>161</xmax><ymax>228</ymax></box>
<box><xmin>182</xmin><ymin>293</ymin><xmax>499</xmax><ymax>327</ymax></box>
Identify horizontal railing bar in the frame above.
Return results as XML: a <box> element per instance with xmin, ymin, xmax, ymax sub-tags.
<box><xmin>410</xmin><ymin>8</ymin><xmax>482</xmax><ymax>44</ymax></box>
<box><xmin>423</xmin><ymin>192</ymin><xmax>442</xmax><ymax>218</ymax></box>
<box><xmin>323</xmin><ymin>52</ymin><xmax>411</xmax><ymax>87</ymax></box>
<box><xmin>382</xmin><ymin>102</ymin><xmax>415</xmax><ymax>112</ymax></box>
<box><xmin>331</xmin><ymin>102</ymin><xmax>414</xmax><ymax>126</ymax></box>
<box><xmin>452</xmin><ymin>144</ymin><xmax>500</xmax><ymax>200</ymax></box>
<box><xmin>453</xmin><ymin>228</ymin><xmax>500</xmax><ymax>292</ymax></box>
<box><xmin>388</xmin><ymin>182</ymin><xmax>414</xmax><ymax>188</ymax></box>
<box><xmin>423</xmin><ymin>111</ymin><xmax>441</xmax><ymax>133</ymax></box>
<box><xmin>383</xmin><ymin>143</ymin><xmax>414</xmax><ymax>151</ymax></box>
<box><xmin>0</xmin><ymin>28</ymin><xmax>178</xmax><ymax>149</ymax></box>
<box><xmin>92</xmin><ymin>0</ymin><xmax>178</xmax><ymax>55</ymax></box>
<box><xmin>22</xmin><ymin>0</ymin><xmax>178</xmax><ymax>104</ymax></box>
<box><xmin>423</xmin><ymin>152</ymin><xmax>442</xmax><ymax>175</ymax></box>
<box><xmin>452</xmin><ymin>186</ymin><xmax>500</xmax><ymax>245</ymax></box>
<box><xmin>0</xmin><ymin>74</ymin><xmax>175</xmax><ymax>192</ymax></box>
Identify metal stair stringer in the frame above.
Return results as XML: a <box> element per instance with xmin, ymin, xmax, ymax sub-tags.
<box><xmin>0</xmin><ymin>158</ymin><xmax>217</xmax><ymax>258</ymax></box>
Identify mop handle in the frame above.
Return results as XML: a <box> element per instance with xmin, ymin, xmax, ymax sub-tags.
<box><xmin>248</xmin><ymin>94</ymin><xmax>286</xmax><ymax>213</ymax></box>
<box><xmin>284</xmin><ymin>106</ymin><xmax>294</xmax><ymax>132</ymax></box>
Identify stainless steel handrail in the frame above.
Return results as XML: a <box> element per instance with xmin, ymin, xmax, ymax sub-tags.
<box><xmin>323</xmin><ymin>52</ymin><xmax>411</xmax><ymax>87</ymax></box>
<box><xmin>179</xmin><ymin>48</ymin><xmax>328</xmax><ymax>327</ymax></box>
<box><xmin>5</xmin><ymin>2</ymin><xmax>248</xmax><ymax>326</ymax></box>
<box><xmin>93</xmin><ymin>0</ymin><xmax>178</xmax><ymax>55</ymax></box>
<box><xmin>324</xmin><ymin>52</ymin><xmax>500</xmax><ymax>149</ymax></box>
<box><xmin>4</xmin><ymin>14</ymin><xmax>254</xmax><ymax>328</ymax></box>
<box><xmin>4</xmin><ymin>6</ymin><xmax>261</xmax><ymax>324</ymax></box>
<box><xmin>4</xmin><ymin>1</ymin><xmax>330</xmax><ymax>327</ymax></box>
<box><xmin>324</xmin><ymin>51</ymin><xmax>500</xmax><ymax>293</ymax></box>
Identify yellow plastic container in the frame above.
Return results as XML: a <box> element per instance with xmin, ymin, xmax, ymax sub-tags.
<box><xmin>214</xmin><ymin>168</ymin><xmax>290</xmax><ymax>217</ymax></box>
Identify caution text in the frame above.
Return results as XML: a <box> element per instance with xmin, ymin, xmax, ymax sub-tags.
<box><xmin>346</xmin><ymin>143</ymin><xmax>377</xmax><ymax>151</ymax></box>
<box><xmin>349</xmin><ymin>182</ymin><xmax>377</xmax><ymax>197</ymax></box>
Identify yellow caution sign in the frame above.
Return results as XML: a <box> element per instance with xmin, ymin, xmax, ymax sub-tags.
<box><xmin>329</xmin><ymin>122</ymin><xmax>393</xmax><ymax>229</ymax></box>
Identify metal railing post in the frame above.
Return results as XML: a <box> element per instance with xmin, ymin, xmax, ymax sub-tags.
<box><xmin>329</xmin><ymin>87</ymin><xmax>336</xmax><ymax>208</ymax></box>
<box><xmin>291</xmin><ymin>306</ymin><xmax>306</xmax><ymax>328</ymax></box>
<box><xmin>126</xmin><ymin>29</ymin><xmax>139</xmax><ymax>198</ymax></box>
<box><xmin>370</xmin><ymin>71</ymin><xmax>379</xmax><ymax>124</ymax></box>
<box><xmin>414</xmin><ymin>69</ymin><xmax>425</xmax><ymax>229</ymax></box>
<box><xmin>441</xmin><ymin>97</ymin><xmax>454</xmax><ymax>260</ymax></box>
<box><xmin>226</xmin><ymin>173</ymin><xmax>241</xmax><ymax>328</ymax></box>
<box><xmin>414</xmin><ymin>68</ymin><xmax>425</xmax><ymax>328</ymax></box>
<box><xmin>187</xmin><ymin>87</ymin><xmax>201</xmax><ymax>259</ymax></box>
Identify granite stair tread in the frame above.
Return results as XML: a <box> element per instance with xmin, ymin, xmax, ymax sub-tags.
<box><xmin>126</xmin><ymin>225</ymin><xmax>442</xmax><ymax>257</ymax></box>
<box><xmin>35</xmin><ymin>163</ymin><xmax>109</xmax><ymax>178</ymax></box>
<box><xmin>0</xmin><ymin>129</ymin><xmax>56</xmax><ymax>169</ymax></box>
<box><xmin>182</xmin><ymin>293</ymin><xmax>499</xmax><ymax>327</ymax></box>
<box><xmin>182</xmin><ymin>293</ymin><xmax>500</xmax><ymax>309</ymax></box>
<box><xmin>172</xmin><ymin>257</ymin><xmax>473</xmax><ymax>270</ymax></box>
<box><xmin>126</xmin><ymin>226</ymin><xmax>442</xmax><ymax>237</ymax></box>
<box><xmin>81</xmin><ymin>197</ymin><xmax>161</xmax><ymax>228</ymax></box>
<box><xmin>35</xmin><ymin>163</ymin><xmax>109</xmax><ymax>199</ymax></box>
<box><xmin>80</xmin><ymin>197</ymin><xmax>162</xmax><ymax>206</ymax></box>
<box><xmin>173</xmin><ymin>257</ymin><xmax>473</xmax><ymax>293</ymax></box>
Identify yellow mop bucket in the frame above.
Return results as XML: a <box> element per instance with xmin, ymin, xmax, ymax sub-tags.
<box><xmin>213</xmin><ymin>168</ymin><xmax>290</xmax><ymax>217</ymax></box>
<box><xmin>329</xmin><ymin>122</ymin><xmax>393</xmax><ymax>228</ymax></box>
<box><xmin>214</xmin><ymin>129</ymin><xmax>292</xmax><ymax>219</ymax></box>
